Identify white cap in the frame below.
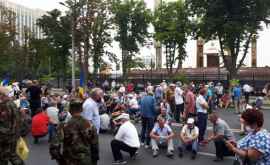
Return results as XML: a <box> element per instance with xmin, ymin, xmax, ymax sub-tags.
<box><xmin>187</xmin><ymin>118</ymin><xmax>195</xmax><ymax>124</ymax></box>
<box><xmin>115</xmin><ymin>113</ymin><xmax>130</xmax><ymax>121</ymax></box>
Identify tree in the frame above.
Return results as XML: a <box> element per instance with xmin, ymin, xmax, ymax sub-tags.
<box><xmin>37</xmin><ymin>9</ymin><xmax>72</xmax><ymax>82</ymax></box>
<box><xmin>186</xmin><ymin>0</ymin><xmax>270</xmax><ymax>79</ymax></box>
<box><xmin>153</xmin><ymin>0</ymin><xmax>191</xmax><ymax>75</ymax></box>
<box><xmin>112</xmin><ymin>0</ymin><xmax>151</xmax><ymax>77</ymax></box>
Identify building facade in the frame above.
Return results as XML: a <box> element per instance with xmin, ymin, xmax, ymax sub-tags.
<box><xmin>0</xmin><ymin>0</ymin><xmax>46</xmax><ymax>44</ymax></box>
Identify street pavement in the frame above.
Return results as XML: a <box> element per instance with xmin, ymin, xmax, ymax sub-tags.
<box><xmin>25</xmin><ymin>108</ymin><xmax>270</xmax><ymax>165</ymax></box>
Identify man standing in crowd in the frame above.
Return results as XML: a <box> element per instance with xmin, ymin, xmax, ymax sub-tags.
<box><xmin>46</xmin><ymin>98</ymin><xmax>60</xmax><ymax>142</ymax></box>
<box><xmin>155</xmin><ymin>84</ymin><xmax>163</xmax><ymax>104</ymax></box>
<box><xmin>0</xmin><ymin>87</ymin><xmax>25</xmax><ymax>165</ymax></box>
<box><xmin>26</xmin><ymin>80</ymin><xmax>42</xmax><ymax>117</ymax></box>
<box><xmin>111</xmin><ymin>113</ymin><xmax>140</xmax><ymax>165</ymax></box>
<box><xmin>233</xmin><ymin>84</ymin><xmax>242</xmax><ymax>114</ymax></box>
<box><xmin>165</xmin><ymin>84</ymin><xmax>176</xmax><ymax>118</ymax></box>
<box><xmin>243</xmin><ymin>83</ymin><xmax>253</xmax><ymax>104</ymax></box>
<box><xmin>196</xmin><ymin>88</ymin><xmax>209</xmax><ymax>144</ymax></box>
<box><xmin>50</xmin><ymin>100</ymin><xmax>99</xmax><ymax>165</ymax></box>
<box><xmin>175</xmin><ymin>82</ymin><xmax>184</xmax><ymax>123</ymax></box>
<box><xmin>184</xmin><ymin>85</ymin><xmax>196</xmax><ymax>119</ymax></box>
<box><xmin>82</xmin><ymin>88</ymin><xmax>103</xmax><ymax>133</ymax></box>
<box><xmin>207</xmin><ymin>113</ymin><xmax>235</xmax><ymax>162</ymax></box>
<box><xmin>150</xmin><ymin>115</ymin><xmax>175</xmax><ymax>158</ymax></box>
<box><xmin>215</xmin><ymin>82</ymin><xmax>224</xmax><ymax>107</ymax></box>
<box><xmin>178</xmin><ymin>118</ymin><xmax>199</xmax><ymax>160</ymax></box>
<box><xmin>140</xmin><ymin>90</ymin><xmax>156</xmax><ymax>148</ymax></box>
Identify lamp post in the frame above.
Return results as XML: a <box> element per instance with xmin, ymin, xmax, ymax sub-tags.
<box><xmin>59</xmin><ymin>1</ymin><xmax>76</xmax><ymax>90</ymax></box>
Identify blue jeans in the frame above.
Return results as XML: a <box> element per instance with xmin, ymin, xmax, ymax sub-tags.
<box><xmin>178</xmin><ymin>140</ymin><xmax>198</xmax><ymax>153</ymax></box>
<box><xmin>140</xmin><ymin>117</ymin><xmax>154</xmax><ymax>145</ymax></box>
<box><xmin>48</xmin><ymin>123</ymin><xmax>57</xmax><ymax>141</ymax></box>
<box><xmin>197</xmin><ymin>112</ymin><xmax>208</xmax><ymax>142</ymax></box>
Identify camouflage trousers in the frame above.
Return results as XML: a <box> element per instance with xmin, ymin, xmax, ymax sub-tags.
<box><xmin>0</xmin><ymin>142</ymin><xmax>24</xmax><ymax>165</ymax></box>
<box><xmin>57</xmin><ymin>157</ymin><xmax>92</xmax><ymax>165</ymax></box>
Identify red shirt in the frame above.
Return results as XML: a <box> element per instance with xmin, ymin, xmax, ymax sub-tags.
<box><xmin>127</xmin><ymin>83</ymin><xmax>134</xmax><ymax>93</ymax></box>
<box><xmin>31</xmin><ymin>112</ymin><xmax>49</xmax><ymax>136</ymax></box>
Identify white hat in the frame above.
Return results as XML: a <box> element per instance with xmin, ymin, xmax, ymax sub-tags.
<box><xmin>187</xmin><ymin>118</ymin><xmax>195</xmax><ymax>124</ymax></box>
<box><xmin>115</xmin><ymin>113</ymin><xmax>130</xmax><ymax>121</ymax></box>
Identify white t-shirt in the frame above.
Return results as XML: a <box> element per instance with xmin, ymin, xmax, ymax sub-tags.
<box><xmin>196</xmin><ymin>95</ymin><xmax>208</xmax><ymax>114</ymax></box>
<box><xmin>46</xmin><ymin>106</ymin><xmax>59</xmax><ymax>124</ymax></box>
<box><xmin>175</xmin><ymin>87</ymin><xmax>184</xmax><ymax>105</ymax></box>
<box><xmin>115</xmin><ymin>121</ymin><xmax>140</xmax><ymax>148</ymax></box>
<box><xmin>181</xmin><ymin>125</ymin><xmax>199</xmax><ymax>140</ymax></box>
<box><xmin>152</xmin><ymin>123</ymin><xmax>173</xmax><ymax>137</ymax></box>
<box><xmin>243</xmin><ymin>84</ymin><xmax>252</xmax><ymax>93</ymax></box>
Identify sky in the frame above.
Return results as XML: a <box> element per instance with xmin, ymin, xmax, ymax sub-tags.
<box><xmin>9</xmin><ymin>0</ymin><xmax>270</xmax><ymax>68</ymax></box>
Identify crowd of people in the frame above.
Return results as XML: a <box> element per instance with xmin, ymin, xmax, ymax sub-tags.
<box><xmin>0</xmin><ymin>79</ymin><xmax>270</xmax><ymax>165</ymax></box>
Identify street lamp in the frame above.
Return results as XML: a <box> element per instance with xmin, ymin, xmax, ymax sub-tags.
<box><xmin>59</xmin><ymin>1</ymin><xmax>76</xmax><ymax>90</ymax></box>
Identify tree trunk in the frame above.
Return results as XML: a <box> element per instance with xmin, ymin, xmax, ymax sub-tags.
<box><xmin>122</xmin><ymin>50</ymin><xmax>128</xmax><ymax>79</ymax></box>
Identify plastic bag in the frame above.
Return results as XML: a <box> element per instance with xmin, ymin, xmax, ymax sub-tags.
<box><xmin>16</xmin><ymin>137</ymin><xmax>29</xmax><ymax>160</ymax></box>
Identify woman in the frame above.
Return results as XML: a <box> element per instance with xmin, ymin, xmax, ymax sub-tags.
<box><xmin>226</xmin><ymin>109</ymin><xmax>270</xmax><ymax>165</ymax></box>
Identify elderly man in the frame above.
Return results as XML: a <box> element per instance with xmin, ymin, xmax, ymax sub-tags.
<box><xmin>207</xmin><ymin>113</ymin><xmax>235</xmax><ymax>162</ymax></box>
<box><xmin>150</xmin><ymin>115</ymin><xmax>175</xmax><ymax>158</ymax></box>
<box><xmin>111</xmin><ymin>113</ymin><xmax>140</xmax><ymax>165</ymax></box>
<box><xmin>82</xmin><ymin>88</ymin><xmax>103</xmax><ymax>134</ymax></box>
<box><xmin>140</xmin><ymin>90</ymin><xmax>156</xmax><ymax>148</ymax></box>
<box><xmin>178</xmin><ymin>118</ymin><xmax>199</xmax><ymax>160</ymax></box>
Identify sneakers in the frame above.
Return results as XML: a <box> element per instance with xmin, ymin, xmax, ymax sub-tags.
<box><xmin>144</xmin><ymin>145</ymin><xmax>150</xmax><ymax>149</ymax></box>
<box><xmin>166</xmin><ymin>150</ymin><xmax>174</xmax><ymax>158</ymax></box>
<box><xmin>112</xmin><ymin>160</ymin><xmax>127</xmax><ymax>165</ymax></box>
<box><xmin>153</xmin><ymin>150</ymin><xmax>159</xmax><ymax>157</ymax></box>
<box><xmin>130</xmin><ymin>151</ymin><xmax>139</xmax><ymax>160</ymax></box>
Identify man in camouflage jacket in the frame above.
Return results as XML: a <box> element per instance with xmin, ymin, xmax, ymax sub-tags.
<box><xmin>0</xmin><ymin>87</ymin><xmax>24</xmax><ymax>165</ymax></box>
<box><xmin>50</xmin><ymin>100</ymin><xmax>99</xmax><ymax>165</ymax></box>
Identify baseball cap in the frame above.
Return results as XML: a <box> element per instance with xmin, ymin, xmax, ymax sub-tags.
<box><xmin>115</xmin><ymin>113</ymin><xmax>130</xmax><ymax>121</ymax></box>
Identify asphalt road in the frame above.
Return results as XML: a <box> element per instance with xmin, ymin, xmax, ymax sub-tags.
<box><xmin>25</xmin><ymin>109</ymin><xmax>270</xmax><ymax>165</ymax></box>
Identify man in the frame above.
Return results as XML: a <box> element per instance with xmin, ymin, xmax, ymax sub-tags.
<box><xmin>111</xmin><ymin>113</ymin><xmax>140</xmax><ymax>165</ymax></box>
<box><xmin>26</xmin><ymin>80</ymin><xmax>42</xmax><ymax>117</ymax></box>
<box><xmin>184</xmin><ymin>85</ymin><xmax>196</xmax><ymax>119</ymax></box>
<box><xmin>215</xmin><ymin>82</ymin><xmax>224</xmax><ymax>107</ymax></box>
<box><xmin>207</xmin><ymin>113</ymin><xmax>235</xmax><ymax>162</ymax></box>
<box><xmin>82</xmin><ymin>88</ymin><xmax>103</xmax><ymax>133</ymax></box>
<box><xmin>154</xmin><ymin>84</ymin><xmax>163</xmax><ymax>104</ymax></box>
<box><xmin>46</xmin><ymin>99</ymin><xmax>60</xmax><ymax>142</ymax></box>
<box><xmin>150</xmin><ymin>115</ymin><xmax>175</xmax><ymax>158</ymax></box>
<box><xmin>196</xmin><ymin>88</ymin><xmax>209</xmax><ymax>143</ymax></box>
<box><xmin>175</xmin><ymin>82</ymin><xmax>184</xmax><ymax>123</ymax></box>
<box><xmin>178</xmin><ymin>118</ymin><xmax>199</xmax><ymax>160</ymax></box>
<box><xmin>50</xmin><ymin>100</ymin><xmax>99</xmax><ymax>165</ymax></box>
<box><xmin>165</xmin><ymin>84</ymin><xmax>176</xmax><ymax>119</ymax></box>
<box><xmin>31</xmin><ymin>108</ymin><xmax>49</xmax><ymax>144</ymax></box>
<box><xmin>233</xmin><ymin>84</ymin><xmax>242</xmax><ymax>114</ymax></box>
<box><xmin>0</xmin><ymin>87</ymin><xmax>25</xmax><ymax>165</ymax></box>
<box><xmin>243</xmin><ymin>83</ymin><xmax>252</xmax><ymax>104</ymax></box>
<box><xmin>140</xmin><ymin>90</ymin><xmax>156</xmax><ymax>148</ymax></box>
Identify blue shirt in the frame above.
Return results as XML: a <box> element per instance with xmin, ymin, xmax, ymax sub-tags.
<box><xmin>233</xmin><ymin>87</ymin><xmax>242</xmax><ymax>100</ymax></box>
<box><xmin>237</xmin><ymin>129</ymin><xmax>270</xmax><ymax>165</ymax></box>
<box><xmin>140</xmin><ymin>95</ymin><xmax>156</xmax><ymax>118</ymax></box>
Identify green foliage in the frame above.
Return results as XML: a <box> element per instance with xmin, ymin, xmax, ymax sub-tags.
<box><xmin>186</xmin><ymin>0</ymin><xmax>270</xmax><ymax>78</ymax></box>
<box><xmin>153</xmin><ymin>0</ymin><xmax>191</xmax><ymax>74</ymax></box>
<box><xmin>172</xmin><ymin>74</ymin><xmax>189</xmax><ymax>84</ymax></box>
<box><xmin>112</xmin><ymin>0</ymin><xmax>151</xmax><ymax>76</ymax></box>
<box><xmin>229</xmin><ymin>79</ymin><xmax>240</xmax><ymax>86</ymax></box>
<box><xmin>37</xmin><ymin>9</ymin><xmax>72</xmax><ymax>80</ymax></box>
